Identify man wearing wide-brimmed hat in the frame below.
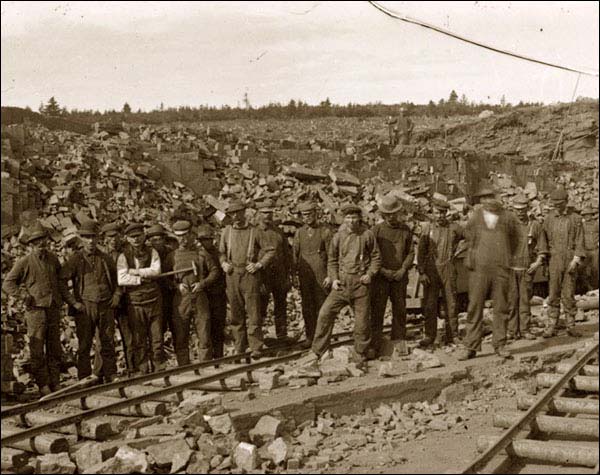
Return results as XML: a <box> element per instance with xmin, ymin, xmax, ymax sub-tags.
<box><xmin>3</xmin><ymin>221</ymin><xmax>63</xmax><ymax>397</ymax></box>
<box><xmin>538</xmin><ymin>188</ymin><xmax>586</xmax><ymax>338</ymax></box>
<box><xmin>370</xmin><ymin>194</ymin><xmax>414</xmax><ymax>357</ymax></box>
<box><xmin>417</xmin><ymin>198</ymin><xmax>465</xmax><ymax>348</ymax></box>
<box><xmin>292</xmin><ymin>201</ymin><xmax>333</xmax><ymax>348</ymax></box>
<box><xmin>60</xmin><ymin>220</ymin><xmax>120</xmax><ymax>382</ymax></box>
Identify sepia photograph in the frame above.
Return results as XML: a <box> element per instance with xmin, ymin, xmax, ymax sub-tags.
<box><xmin>1</xmin><ymin>1</ymin><xmax>599</xmax><ymax>473</ymax></box>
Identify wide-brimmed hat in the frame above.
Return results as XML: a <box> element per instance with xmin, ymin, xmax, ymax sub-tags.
<box><xmin>378</xmin><ymin>195</ymin><xmax>403</xmax><ymax>214</ymax></box>
<box><xmin>26</xmin><ymin>221</ymin><xmax>48</xmax><ymax>243</ymax></box>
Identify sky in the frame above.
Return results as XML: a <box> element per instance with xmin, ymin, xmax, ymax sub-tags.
<box><xmin>1</xmin><ymin>1</ymin><xmax>598</xmax><ymax>111</ymax></box>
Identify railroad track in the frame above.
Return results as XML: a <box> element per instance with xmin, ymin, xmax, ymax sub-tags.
<box><xmin>461</xmin><ymin>337</ymin><xmax>599</xmax><ymax>474</ymax></box>
<box><xmin>0</xmin><ymin>326</ymin><xmax>397</xmax><ymax>457</ymax></box>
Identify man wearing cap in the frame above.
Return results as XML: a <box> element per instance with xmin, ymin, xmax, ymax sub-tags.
<box><xmin>255</xmin><ymin>199</ymin><xmax>294</xmax><ymax>341</ymax></box>
<box><xmin>506</xmin><ymin>195</ymin><xmax>544</xmax><ymax>340</ymax></box>
<box><xmin>580</xmin><ymin>206</ymin><xmax>598</xmax><ymax>293</ymax></box>
<box><xmin>59</xmin><ymin>221</ymin><xmax>120</xmax><ymax>382</ymax></box>
<box><xmin>292</xmin><ymin>202</ymin><xmax>333</xmax><ymax>348</ymax></box>
<box><xmin>3</xmin><ymin>222</ymin><xmax>63</xmax><ymax>396</ymax></box>
<box><xmin>219</xmin><ymin>200</ymin><xmax>276</xmax><ymax>357</ymax></box>
<box><xmin>117</xmin><ymin>223</ymin><xmax>165</xmax><ymax>373</ymax></box>
<box><xmin>163</xmin><ymin>221</ymin><xmax>219</xmax><ymax>364</ymax></box>
<box><xmin>197</xmin><ymin>224</ymin><xmax>227</xmax><ymax>358</ymax></box>
<box><xmin>457</xmin><ymin>188</ymin><xmax>520</xmax><ymax>360</ymax></box>
<box><xmin>417</xmin><ymin>198</ymin><xmax>464</xmax><ymax>347</ymax></box>
<box><xmin>304</xmin><ymin>203</ymin><xmax>381</xmax><ymax>370</ymax></box>
<box><xmin>370</xmin><ymin>195</ymin><xmax>414</xmax><ymax>356</ymax></box>
<box><xmin>538</xmin><ymin>188</ymin><xmax>586</xmax><ymax>338</ymax></box>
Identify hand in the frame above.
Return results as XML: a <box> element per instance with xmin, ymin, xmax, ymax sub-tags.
<box><xmin>360</xmin><ymin>273</ymin><xmax>372</xmax><ymax>285</ymax></box>
<box><xmin>419</xmin><ymin>274</ymin><xmax>430</xmax><ymax>286</ymax></box>
<box><xmin>245</xmin><ymin>262</ymin><xmax>262</xmax><ymax>274</ymax></box>
<box><xmin>178</xmin><ymin>283</ymin><xmax>190</xmax><ymax>294</ymax></box>
<box><xmin>332</xmin><ymin>279</ymin><xmax>342</xmax><ymax>291</ymax></box>
<box><xmin>527</xmin><ymin>259</ymin><xmax>542</xmax><ymax>275</ymax></box>
<box><xmin>322</xmin><ymin>276</ymin><xmax>332</xmax><ymax>289</ymax></box>
<box><xmin>128</xmin><ymin>268</ymin><xmax>139</xmax><ymax>276</ymax></box>
<box><xmin>567</xmin><ymin>257</ymin><xmax>580</xmax><ymax>274</ymax></box>
<box><xmin>110</xmin><ymin>294</ymin><xmax>121</xmax><ymax>308</ymax></box>
<box><xmin>221</xmin><ymin>262</ymin><xmax>233</xmax><ymax>274</ymax></box>
<box><xmin>191</xmin><ymin>282</ymin><xmax>204</xmax><ymax>293</ymax></box>
<box><xmin>73</xmin><ymin>302</ymin><xmax>85</xmax><ymax>312</ymax></box>
<box><xmin>380</xmin><ymin>268</ymin><xmax>393</xmax><ymax>280</ymax></box>
<box><xmin>393</xmin><ymin>270</ymin><xmax>406</xmax><ymax>282</ymax></box>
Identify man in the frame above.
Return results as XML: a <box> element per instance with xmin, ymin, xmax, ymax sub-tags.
<box><xmin>506</xmin><ymin>195</ymin><xmax>544</xmax><ymax>341</ymax></box>
<box><xmin>60</xmin><ymin>220</ymin><xmax>120</xmax><ymax>382</ymax></box>
<box><xmin>219</xmin><ymin>200</ymin><xmax>275</xmax><ymax>357</ymax></box>
<box><xmin>303</xmin><ymin>204</ymin><xmax>381</xmax><ymax>370</ymax></box>
<box><xmin>396</xmin><ymin>108</ymin><xmax>414</xmax><ymax>146</ymax></box>
<box><xmin>197</xmin><ymin>224</ymin><xmax>227</xmax><ymax>358</ymax></box>
<box><xmin>101</xmin><ymin>221</ymin><xmax>132</xmax><ymax>373</ymax></box>
<box><xmin>164</xmin><ymin>221</ymin><xmax>219</xmax><ymax>364</ymax></box>
<box><xmin>116</xmin><ymin>223</ymin><xmax>165</xmax><ymax>373</ymax></box>
<box><xmin>580</xmin><ymin>206</ymin><xmax>599</xmax><ymax>292</ymax></box>
<box><xmin>417</xmin><ymin>199</ymin><xmax>464</xmax><ymax>347</ymax></box>
<box><xmin>3</xmin><ymin>222</ymin><xmax>63</xmax><ymax>396</ymax></box>
<box><xmin>457</xmin><ymin>188</ymin><xmax>519</xmax><ymax>360</ymax></box>
<box><xmin>256</xmin><ymin>199</ymin><xmax>293</xmax><ymax>341</ymax></box>
<box><xmin>538</xmin><ymin>188</ymin><xmax>586</xmax><ymax>338</ymax></box>
<box><xmin>371</xmin><ymin>195</ymin><xmax>414</xmax><ymax>356</ymax></box>
<box><xmin>292</xmin><ymin>202</ymin><xmax>333</xmax><ymax>348</ymax></box>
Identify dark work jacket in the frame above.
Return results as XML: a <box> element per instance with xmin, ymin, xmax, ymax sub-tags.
<box><xmin>60</xmin><ymin>249</ymin><xmax>117</xmax><ymax>305</ymax></box>
<box><xmin>538</xmin><ymin>210</ymin><xmax>586</xmax><ymax>263</ymax></box>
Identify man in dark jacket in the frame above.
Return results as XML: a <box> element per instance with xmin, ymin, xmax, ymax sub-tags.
<box><xmin>580</xmin><ymin>206</ymin><xmax>598</xmax><ymax>293</ymax></box>
<box><xmin>60</xmin><ymin>220</ymin><xmax>120</xmax><ymax>382</ymax></box>
<box><xmin>3</xmin><ymin>222</ymin><xmax>63</xmax><ymax>396</ymax></box>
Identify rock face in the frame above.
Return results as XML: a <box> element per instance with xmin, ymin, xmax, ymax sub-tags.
<box><xmin>233</xmin><ymin>442</ymin><xmax>259</xmax><ymax>471</ymax></box>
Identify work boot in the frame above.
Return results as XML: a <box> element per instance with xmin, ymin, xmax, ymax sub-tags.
<box><xmin>542</xmin><ymin>327</ymin><xmax>556</xmax><ymax>339</ymax></box>
<box><xmin>495</xmin><ymin>346</ymin><xmax>512</xmax><ymax>359</ymax></box>
<box><xmin>297</xmin><ymin>353</ymin><xmax>322</xmax><ymax>378</ymax></box>
<box><xmin>456</xmin><ymin>348</ymin><xmax>476</xmax><ymax>361</ymax></box>
<box><xmin>39</xmin><ymin>385</ymin><xmax>52</xmax><ymax>397</ymax></box>
<box><xmin>366</xmin><ymin>348</ymin><xmax>378</xmax><ymax>360</ymax></box>
<box><xmin>506</xmin><ymin>332</ymin><xmax>516</xmax><ymax>342</ymax></box>
<box><xmin>522</xmin><ymin>332</ymin><xmax>537</xmax><ymax>340</ymax></box>
<box><xmin>298</xmin><ymin>340</ymin><xmax>312</xmax><ymax>350</ymax></box>
<box><xmin>418</xmin><ymin>337</ymin><xmax>434</xmax><ymax>349</ymax></box>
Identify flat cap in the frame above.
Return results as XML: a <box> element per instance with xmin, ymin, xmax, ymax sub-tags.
<box><xmin>549</xmin><ymin>188</ymin><xmax>568</xmax><ymax>201</ymax></box>
<box><xmin>78</xmin><ymin>220</ymin><xmax>99</xmax><ymax>237</ymax></box>
<box><xmin>197</xmin><ymin>224</ymin><xmax>215</xmax><ymax>239</ymax></box>
<box><xmin>581</xmin><ymin>206</ymin><xmax>598</xmax><ymax>215</ymax></box>
<box><xmin>432</xmin><ymin>199</ymin><xmax>450</xmax><ymax>210</ymax></box>
<box><xmin>26</xmin><ymin>221</ymin><xmax>48</xmax><ymax>243</ymax></box>
<box><xmin>473</xmin><ymin>187</ymin><xmax>496</xmax><ymax>198</ymax></box>
<box><xmin>340</xmin><ymin>203</ymin><xmax>362</xmax><ymax>216</ymax></box>
<box><xmin>101</xmin><ymin>222</ymin><xmax>121</xmax><ymax>237</ymax></box>
<box><xmin>226</xmin><ymin>199</ymin><xmax>246</xmax><ymax>214</ymax></box>
<box><xmin>172</xmin><ymin>220</ymin><xmax>192</xmax><ymax>236</ymax></box>
<box><xmin>146</xmin><ymin>224</ymin><xmax>167</xmax><ymax>238</ymax></box>
<box><xmin>124</xmin><ymin>223</ymin><xmax>145</xmax><ymax>236</ymax></box>
<box><xmin>298</xmin><ymin>202</ymin><xmax>317</xmax><ymax>213</ymax></box>
<box><xmin>511</xmin><ymin>195</ymin><xmax>529</xmax><ymax>209</ymax></box>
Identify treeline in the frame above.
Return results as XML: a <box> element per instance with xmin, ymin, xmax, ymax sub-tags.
<box><xmin>33</xmin><ymin>91</ymin><xmax>551</xmax><ymax>125</ymax></box>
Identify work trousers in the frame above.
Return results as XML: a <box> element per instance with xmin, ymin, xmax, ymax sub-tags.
<box><xmin>312</xmin><ymin>273</ymin><xmax>371</xmax><ymax>359</ymax></box>
<box><xmin>547</xmin><ymin>256</ymin><xmax>577</xmax><ymax>330</ymax></box>
<box><xmin>583</xmin><ymin>249</ymin><xmax>599</xmax><ymax>292</ymax></box>
<box><xmin>463</xmin><ymin>266</ymin><xmax>510</xmax><ymax>352</ymax></box>
<box><xmin>507</xmin><ymin>269</ymin><xmax>533</xmax><ymax>336</ymax></box>
<box><xmin>172</xmin><ymin>291</ymin><xmax>212</xmax><ymax>365</ymax></box>
<box><xmin>298</xmin><ymin>269</ymin><xmax>328</xmax><ymax>344</ymax></box>
<box><xmin>115</xmin><ymin>307</ymin><xmax>134</xmax><ymax>373</ymax></box>
<box><xmin>208</xmin><ymin>288</ymin><xmax>227</xmax><ymax>358</ymax></box>
<box><xmin>226</xmin><ymin>270</ymin><xmax>264</xmax><ymax>353</ymax></box>
<box><xmin>370</xmin><ymin>275</ymin><xmax>407</xmax><ymax>353</ymax></box>
<box><xmin>127</xmin><ymin>301</ymin><xmax>164</xmax><ymax>373</ymax></box>
<box><xmin>25</xmin><ymin>306</ymin><xmax>62</xmax><ymax>389</ymax></box>
<box><xmin>77</xmin><ymin>299</ymin><xmax>116</xmax><ymax>380</ymax></box>
<box><xmin>422</xmin><ymin>264</ymin><xmax>458</xmax><ymax>343</ymax></box>
<box><xmin>160</xmin><ymin>287</ymin><xmax>175</xmax><ymax>341</ymax></box>
<box><xmin>260</xmin><ymin>278</ymin><xmax>289</xmax><ymax>338</ymax></box>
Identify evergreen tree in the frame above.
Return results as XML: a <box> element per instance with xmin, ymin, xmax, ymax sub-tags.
<box><xmin>122</xmin><ymin>102</ymin><xmax>131</xmax><ymax>114</ymax></box>
<box><xmin>43</xmin><ymin>96</ymin><xmax>61</xmax><ymax>116</ymax></box>
<box><xmin>448</xmin><ymin>90</ymin><xmax>458</xmax><ymax>103</ymax></box>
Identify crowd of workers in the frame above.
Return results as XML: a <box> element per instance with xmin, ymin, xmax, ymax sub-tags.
<box><xmin>2</xmin><ymin>185</ymin><xmax>598</xmax><ymax>397</ymax></box>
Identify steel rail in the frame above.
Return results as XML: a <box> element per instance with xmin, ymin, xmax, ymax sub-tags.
<box><xmin>460</xmin><ymin>341</ymin><xmax>599</xmax><ymax>474</ymax></box>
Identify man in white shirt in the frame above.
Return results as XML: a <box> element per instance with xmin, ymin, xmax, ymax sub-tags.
<box><xmin>117</xmin><ymin>223</ymin><xmax>165</xmax><ymax>374</ymax></box>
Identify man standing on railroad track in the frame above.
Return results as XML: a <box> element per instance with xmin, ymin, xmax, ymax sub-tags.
<box><xmin>117</xmin><ymin>223</ymin><xmax>166</xmax><ymax>374</ymax></box>
<box><xmin>163</xmin><ymin>220</ymin><xmax>219</xmax><ymax>364</ymax></box>
<box><xmin>300</xmin><ymin>203</ymin><xmax>381</xmax><ymax>372</ymax></box>
<box><xmin>255</xmin><ymin>199</ymin><xmax>294</xmax><ymax>342</ymax></box>
<box><xmin>456</xmin><ymin>187</ymin><xmax>520</xmax><ymax>361</ymax></box>
<box><xmin>579</xmin><ymin>205</ymin><xmax>599</xmax><ymax>293</ymax></box>
<box><xmin>219</xmin><ymin>200</ymin><xmax>275</xmax><ymax>358</ymax></box>
<box><xmin>3</xmin><ymin>221</ymin><xmax>64</xmax><ymax>397</ymax></box>
<box><xmin>538</xmin><ymin>188</ymin><xmax>586</xmax><ymax>338</ymax></box>
<box><xmin>292</xmin><ymin>201</ymin><xmax>333</xmax><ymax>349</ymax></box>
<box><xmin>370</xmin><ymin>194</ymin><xmax>414</xmax><ymax>357</ymax></box>
<box><xmin>59</xmin><ymin>220</ymin><xmax>120</xmax><ymax>383</ymax></box>
<box><xmin>197</xmin><ymin>224</ymin><xmax>227</xmax><ymax>358</ymax></box>
<box><xmin>506</xmin><ymin>195</ymin><xmax>544</xmax><ymax>341</ymax></box>
<box><xmin>417</xmin><ymin>198</ymin><xmax>464</xmax><ymax>348</ymax></box>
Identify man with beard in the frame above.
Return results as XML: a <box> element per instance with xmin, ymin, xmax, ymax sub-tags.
<box><xmin>3</xmin><ymin>222</ymin><xmax>63</xmax><ymax>396</ymax></box>
<box><xmin>506</xmin><ymin>195</ymin><xmax>544</xmax><ymax>341</ymax></box>
<box><xmin>255</xmin><ymin>199</ymin><xmax>293</xmax><ymax>341</ymax></box>
<box><xmin>417</xmin><ymin>199</ymin><xmax>464</xmax><ymax>347</ymax></box>
<box><xmin>538</xmin><ymin>188</ymin><xmax>586</xmax><ymax>338</ymax></box>
<box><xmin>117</xmin><ymin>223</ymin><xmax>165</xmax><ymax>373</ymax></box>
<box><xmin>60</xmin><ymin>220</ymin><xmax>120</xmax><ymax>383</ymax></box>
<box><xmin>457</xmin><ymin>188</ymin><xmax>519</xmax><ymax>360</ymax></box>
<box><xmin>292</xmin><ymin>202</ymin><xmax>333</xmax><ymax>348</ymax></box>
<box><xmin>370</xmin><ymin>195</ymin><xmax>414</xmax><ymax>357</ymax></box>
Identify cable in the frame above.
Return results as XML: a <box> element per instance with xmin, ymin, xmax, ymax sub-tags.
<box><xmin>368</xmin><ymin>1</ymin><xmax>599</xmax><ymax>78</ymax></box>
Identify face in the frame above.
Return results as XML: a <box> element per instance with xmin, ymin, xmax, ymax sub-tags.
<box><xmin>177</xmin><ymin>232</ymin><xmax>194</xmax><ymax>248</ymax></box>
<box><xmin>514</xmin><ymin>206</ymin><xmax>528</xmax><ymax>220</ymax></box>
<box><xmin>432</xmin><ymin>208</ymin><xmax>447</xmax><ymax>224</ymax></box>
<box><xmin>29</xmin><ymin>237</ymin><xmax>47</xmax><ymax>253</ymax></box>
<box><xmin>127</xmin><ymin>233</ymin><xmax>145</xmax><ymax>248</ymax></box>
<box><xmin>301</xmin><ymin>210</ymin><xmax>316</xmax><ymax>226</ymax></box>
<box><xmin>344</xmin><ymin>213</ymin><xmax>361</xmax><ymax>231</ymax></box>
<box><xmin>260</xmin><ymin>210</ymin><xmax>273</xmax><ymax>226</ymax></box>
<box><xmin>231</xmin><ymin>209</ymin><xmax>245</xmax><ymax>225</ymax></box>
<box><xmin>383</xmin><ymin>212</ymin><xmax>400</xmax><ymax>227</ymax></box>
<box><xmin>80</xmin><ymin>235</ymin><xmax>98</xmax><ymax>254</ymax></box>
<box><xmin>553</xmin><ymin>200</ymin><xmax>567</xmax><ymax>213</ymax></box>
<box><xmin>199</xmin><ymin>237</ymin><xmax>214</xmax><ymax>249</ymax></box>
<box><xmin>149</xmin><ymin>235</ymin><xmax>166</xmax><ymax>250</ymax></box>
<box><xmin>104</xmin><ymin>234</ymin><xmax>121</xmax><ymax>251</ymax></box>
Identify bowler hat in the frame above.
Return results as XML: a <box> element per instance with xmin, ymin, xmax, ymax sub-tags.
<box><xmin>378</xmin><ymin>195</ymin><xmax>403</xmax><ymax>214</ymax></box>
<box><xmin>79</xmin><ymin>220</ymin><xmax>99</xmax><ymax>237</ymax></box>
<box><xmin>146</xmin><ymin>224</ymin><xmax>167</xmax><ymax>238</ymax></box>
<box><xmin>341</xmin><ymin>203</ymin><xmax>362</xmax><ymax>216</ymax></box>
<box><xmin>172</xmin><ymin>220</ymin><xmax>191</xmax><ymax>236</ymax></box>
<box><xmin>124</xmin><ymin>223</ymin><xmax>144</xmax><ymax>236</ymax></box>
<box><xmin>26</xmin><ymin>221</ymin><xmax>48</xmax><ymax>243</ymax></box>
